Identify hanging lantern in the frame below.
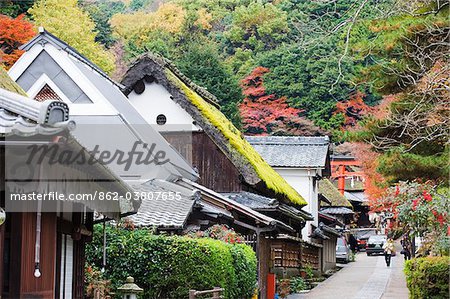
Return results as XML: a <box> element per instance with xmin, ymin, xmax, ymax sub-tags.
<box><xmin>0</xmin><ymin>208</ymin><xmax>5</xmax><ymax>226</ymax></box>
<box><xmin>34</xmin><ymin>202</ymin><xmax>42</xmax><ymax>278</ymax></box>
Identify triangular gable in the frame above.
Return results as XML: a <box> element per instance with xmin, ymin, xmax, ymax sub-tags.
<box><xmin>9</xmin><ymin>31</ymin><xmax>199</xmax><ymax>182</ymax></box>
<box><xmin>121</xmin><ymin>54</ymin><xmax>306</xmax><ymax>206</ymax></box>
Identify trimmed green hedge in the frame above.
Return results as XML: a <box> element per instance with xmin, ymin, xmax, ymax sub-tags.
<box><xmin>404</xmin><ymin>256</ymin><xmax>449</xmax><ymax>299</ymax></box>
<box><xmin>86</xmin><ymin>225</ymin><xmax>257</xmax><ymax>299</ymax></box>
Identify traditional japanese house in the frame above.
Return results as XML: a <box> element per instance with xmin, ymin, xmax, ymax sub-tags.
<box><xmin>121</xmin><ymin>54</ymin><xmax>312</xmax><ymax>298</ymax></box>
<box><xmin>319</xmin><ymin>178</ymin><xmax>354</xmax><ymax>225</ymax></box>
<box><xmin>246</xmin><ymin>136</ymin><xmax>331</xmax><ymax>240</ymax></box>
<box><xmin>9</xmin><ymin>28</ymin><xmax>199</xmax><ymax>184</ymax></box>
<box><xmin>225</xmin><ymin>192</ymin><xmax>318</xmax><ymax>278</ymax></box>
<box><xmin>0</xmin><ymin>69</ymin><xmax>137</xmax><ymax>299</ymax></box>
<box><xmin>6</xmin><ymin>29</ymin><xmax>210</xmax><ymax>298</ymax></box>
<box><xmin>122</xmin><ymin>179</ymin><xmax>294</xmax><ymax>235</ymax></box>
<box><xmin>316</xmin><ymin>211</ymin><xmax>345</xmax><ymax>272</ymax></box>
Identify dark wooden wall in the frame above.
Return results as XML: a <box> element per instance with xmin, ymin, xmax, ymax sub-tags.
<box><xmin>163</xmin><ymin>132</ymin><xmax>243</xmax><ymax>193</ymax></box>
<box><xmin>20</xmin><ymin>212</ymin><xmax>57</xmax><ymax>298</ymax></box>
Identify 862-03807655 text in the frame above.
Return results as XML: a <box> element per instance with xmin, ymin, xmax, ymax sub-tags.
<box><xmin>8</xmin><ymin>191</ymin><xmax>182</xmax><ymax>201</ymax></box>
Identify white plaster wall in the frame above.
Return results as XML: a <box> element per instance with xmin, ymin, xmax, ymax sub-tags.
<box><xmin>128</xmin><ymin>82</ymin><xmax>201</xmax><ymax>132</ymax></box>
<box><xmin>274</xmin><ymin>167</ymin><xmax>322</xmax><ymax>240</ymax></box>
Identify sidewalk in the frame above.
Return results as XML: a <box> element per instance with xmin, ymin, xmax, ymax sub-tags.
<box><xmin>288</xmin><ymin>243</ymin><xmax>409</xmax><ymax>299</ymax></box>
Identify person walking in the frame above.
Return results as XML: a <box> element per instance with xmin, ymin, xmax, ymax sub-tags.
<box><xmin>348</xmin><ymin>233</ymin><xmax>358</xmax><ymax>253</ymax></box>
<box><xmin>400</xmin><ymin>235</ymin><xmax>412</xmax><ymax>260</ymax></box>
<box><xmin>383</xmin><ymin>237</ymin><xmax>395</xmax><ymax>267</ymax></box>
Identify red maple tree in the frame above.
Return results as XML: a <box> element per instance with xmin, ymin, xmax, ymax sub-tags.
<box><xmin>350</xmin><ymin>142</ymin><xmax>388</xmax><ymax>209</ymax></box>
<box><xmin>335</xmin><ymin>91</ymin><xmax>372</xmax><ymax>129</ymax></box>
<box><xmin>239</xmin><ymin>66</ymin><xmax>324</xmax><ymax>136</ymax></box>
<box><xmin>0</xmin><ymin>14</ymin><xmax>36</xmax><ymax>69</ymax></box>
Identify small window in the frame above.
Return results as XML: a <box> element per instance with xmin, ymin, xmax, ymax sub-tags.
<box><xmin>156</xmin><ymin>114</ymin><xmax>167</xmax><ymax>125</ymax></box>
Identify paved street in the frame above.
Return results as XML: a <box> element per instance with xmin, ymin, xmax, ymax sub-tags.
<box><xmin>289</xmin><ymin>244</ymin><xmax>409</xmax><ymax>299</ymax></box>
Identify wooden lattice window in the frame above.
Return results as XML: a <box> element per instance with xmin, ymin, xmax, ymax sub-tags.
<box><xmin>271</xmin><ymin>244</ymin><xmax>300</xmax><ymax>268</ymax></box>
<box><xmin>34</xmin><ymin>84</ymin><xmax>62</xmax><ymax>102</ymax></box>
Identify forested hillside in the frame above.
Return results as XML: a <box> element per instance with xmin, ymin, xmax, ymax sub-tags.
<box><xmin>1</xmin><ymin>0</ymin><xmax>448</xmax><ymax>194</ymax></box>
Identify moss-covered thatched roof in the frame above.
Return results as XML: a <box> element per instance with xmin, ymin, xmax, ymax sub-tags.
<box><xmin>0</xmin><ymin>67</ymin><xmax>27</xmax><ymax>96</ymax></box>
<box><xmin>319</xmin><ymin>178</ymin><xmax>352</xmax><ymax>208</ymax></box>
<box><xmin>121</xmin><ymin>54</ymin><xmax>307</xmax><ymax>206</ymax></box>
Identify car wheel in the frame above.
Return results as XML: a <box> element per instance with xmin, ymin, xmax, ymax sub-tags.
<box><xmin>367</xmin><ymin>252</ymin><xmax>371</xmax><ymax>256</ymax></box>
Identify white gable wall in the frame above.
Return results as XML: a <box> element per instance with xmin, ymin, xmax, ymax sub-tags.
<box><xmin>8</xmin><ymin>36</ymin><xmax>200</xmax><ymax>182</ymax></box>
<box><xmin>128</xmin><ymin>82</ymin><xmax>201</xmax><ymax>132</ymax></box>
<box><xmin>274</xmin><ymin>167</ymin><xmax>322</xmax><ymax>240</ymax></box>
<box><xmin>8</xmin><ymin>42</ymin><xmax>117</xmax><ymax>116</ymax></box>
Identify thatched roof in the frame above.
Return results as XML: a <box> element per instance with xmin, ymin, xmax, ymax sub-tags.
<box><xmin>121</xmin><ymin>53</ymin><xmax>306</xmax><ymax>206</ymax></box>
<box><xmin>0</xmin><ymin>67</ymin><xmax>27</xmax><ymax>96</ymax></box>
<box><xmin>319</xmin><ymin>178</ymin><xmax>352</xmax><ymax>208</ymax></box>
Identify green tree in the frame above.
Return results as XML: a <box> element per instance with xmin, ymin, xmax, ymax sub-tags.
<box><xmin>256</xmin><ymin>42</ymin><xmax>355</xmax><ymax>131</ymax></box>
<box><xmin>80</xmin><ymin>0</ymin><xmax>126</xmax><ymax>48</ymax></box>
<box><xmin>224</xmin><ymin>2</ymin><xmax>289</xmax><ymax>53</ymax></box>
<box><xmin>0</xmin><ymin>0</ymin><xmax>35</xmax><ymax>17</ymax></box>
<box><xmin>354</xmin><ymin>1</ymin><xmax>449</xmax><ymax>185</ymax></box>
<box><xmin>29</xmin><ymin>0</ymin><xmax>115</xmax><ymax>74</ymax></box>
<box><xmin>175</xmin><ymin>38</ymin><xmax>243</xmax><ymax>127</ymax></box>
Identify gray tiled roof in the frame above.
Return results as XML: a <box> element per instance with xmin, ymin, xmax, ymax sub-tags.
<box><xmin>0</xmin><ymin>87</ymin><xmax>71</xmax><ymax>136</ymax></box>
<box><xmin>224</xmin><ymin>191</ymin><xmax>313</xmax><ymax>221</ymax></box>
<box><xmin>320</xmin><ymin>207</ymin><xmax>354</xmax><ymax>215</ymax></box>
<box><xmin>246</xmin><ymin>136</ymin><xmax>330</xmax><ymax>167</ymax></box>
<box><xmin>344</xmin><ymin>191</ymin><xmax>368</xmax><ymax>203</ymax></box>
<box><xmin>124</xmin><ymin>180</ymin><xmax>199</xmax><ymax>229</ymax></box>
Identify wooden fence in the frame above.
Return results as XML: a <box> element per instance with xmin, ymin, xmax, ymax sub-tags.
<box><xmin>188</xmin><ymin>287</ymin><xmax>224</xmax><ymax>299</ymax></box>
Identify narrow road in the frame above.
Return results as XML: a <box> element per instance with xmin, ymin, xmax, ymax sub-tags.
<box><xmin>289</xmin><ymin>244</ymin><xmax>409</xmax><ymax>299</ymax></box>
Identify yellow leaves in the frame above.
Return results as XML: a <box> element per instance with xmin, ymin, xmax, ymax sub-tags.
<box><xmin>111</xmin><ymin>3</ymin><xmax>186</xmax><ymax>46</ymax></box>
<box><xmin>194</xmin><ymin>8</ymin><xmax>213</xmax><ymax>31</ymax></box>
<box><xmin>155</xmin><ymin>3</ymin><xmax>186</xmax><ymax>33</ymax></box>
<box><xmin>29</xmin><ymin>0</ymin><xmax>115</xmax><ymax>74</ymax></box>
<box><xmin>385</xmin><ymin>43</ymin><xmax>395</xmax><ymax>51</ymax></box>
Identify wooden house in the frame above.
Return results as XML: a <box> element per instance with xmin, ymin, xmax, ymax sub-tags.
<box><xmin>0</xmin><ymin>69</ymin><xmax>137</xmax><ymax>299</ymax></box>
<box><xmin>121</xmin><ymin>54</ymin><xmax>313</xmax><ymax>298</ymax></box>
<box><xmin>319</xmin><ymin>178</ymin><xmax>354</xmax><ymax>225</ymax></box>
<box><xmin>9</xmin><ymin>28</ymin><xmax>199</xmax><ymax>183</ymax></box>
<box><xmin>6</xmin><ymin>30</ymin><xmax>213</xmax><ymax>298</ymax></box>
<box><xmin>247</xmin><ymin>137</ymin><xmax>341</xmax><ymax>274</ymax></box>
<box><xmin>246</xmin><ymin>136</ymin><xmax>331</xmax><ymax>240</ymax></box>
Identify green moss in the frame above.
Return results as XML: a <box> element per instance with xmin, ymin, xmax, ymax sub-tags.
<box><xmin>0</xmin><ymin>67</ymin><xmax>27</xmax><ymax>96</ymax></box>
<box><xmin>319</xmin><ymin>179</ymin><xmax>352</xmax><ymax>208</ymax></box>
<box><xmin>166</xmin><ymin>70</ymin><xmax>307</xmax><ymax>206</ymax></box>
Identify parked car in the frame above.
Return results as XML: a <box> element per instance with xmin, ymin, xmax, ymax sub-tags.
<box><xmin>351</xmin><ymin>228</ymin><xmax>378</xmax><ymax>251</ymax></box>
<box><xmin>366</xmin><ymin>235</ymin><xmax>387</xmax><ymax>256</ymax></box>
<box><xmin>336</xmin><ymin>237</ymin><xmax>351</xmax><ymax>263</ymax></box>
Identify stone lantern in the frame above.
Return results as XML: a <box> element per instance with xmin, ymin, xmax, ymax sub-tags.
<box><xmin>117</xmin><ymin>276</ymin><xmax>143</xmax><ymax>299</ymax></box>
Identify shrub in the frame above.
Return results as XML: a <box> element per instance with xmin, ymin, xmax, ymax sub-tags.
<box><xmin>290</xmin><ymin>276</ymin><xmax>307</xmax><ymax>293</ymax></box>
<box><xmin>85</xmin><ymin>225</ymin><xmax>257</xmax><ymax>299</ymax></box>
<box><xmin>404</xmin><ymin>256</ymin><xmax>450</xmax><ymax>299</ymax></box>
<box><xmin>229</xmin><ymin>244</ymin><xmax>258</xmax><ymax>298</ymax></box>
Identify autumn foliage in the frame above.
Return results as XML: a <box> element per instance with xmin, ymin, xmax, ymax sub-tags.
<box><xmin>239</xmin><ymin>66</ymin><xmax>325</xmax><ymax>136</ymax></box>
<box><xmin>334</xmin><ymin>91</ymin><xmax>372</xmax><ymax>129</ymax></box>
<box><xmin>0</xmin><ymin>14</ymin><xmax>35</xmax><ymax>69</ymax></box>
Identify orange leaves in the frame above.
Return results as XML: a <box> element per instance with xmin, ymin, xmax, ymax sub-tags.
<box><xmin>350</xmin><ymin>142</ymin><xmax>387</xmax><ymax>209</ymax></box>
<box><xmin>335</xmin><ymin>91</ymin><xmax>371</xmax><ymax>129</ymax></box>
<box><xmin>239</xmin><ymin>66</ymin><xmax>317</xmax><ymax>135</ymax></box>
<box><xmin>0</xmin><ymin>14</ymin><xmax>36</xmax><ymax>69</ymax></box>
